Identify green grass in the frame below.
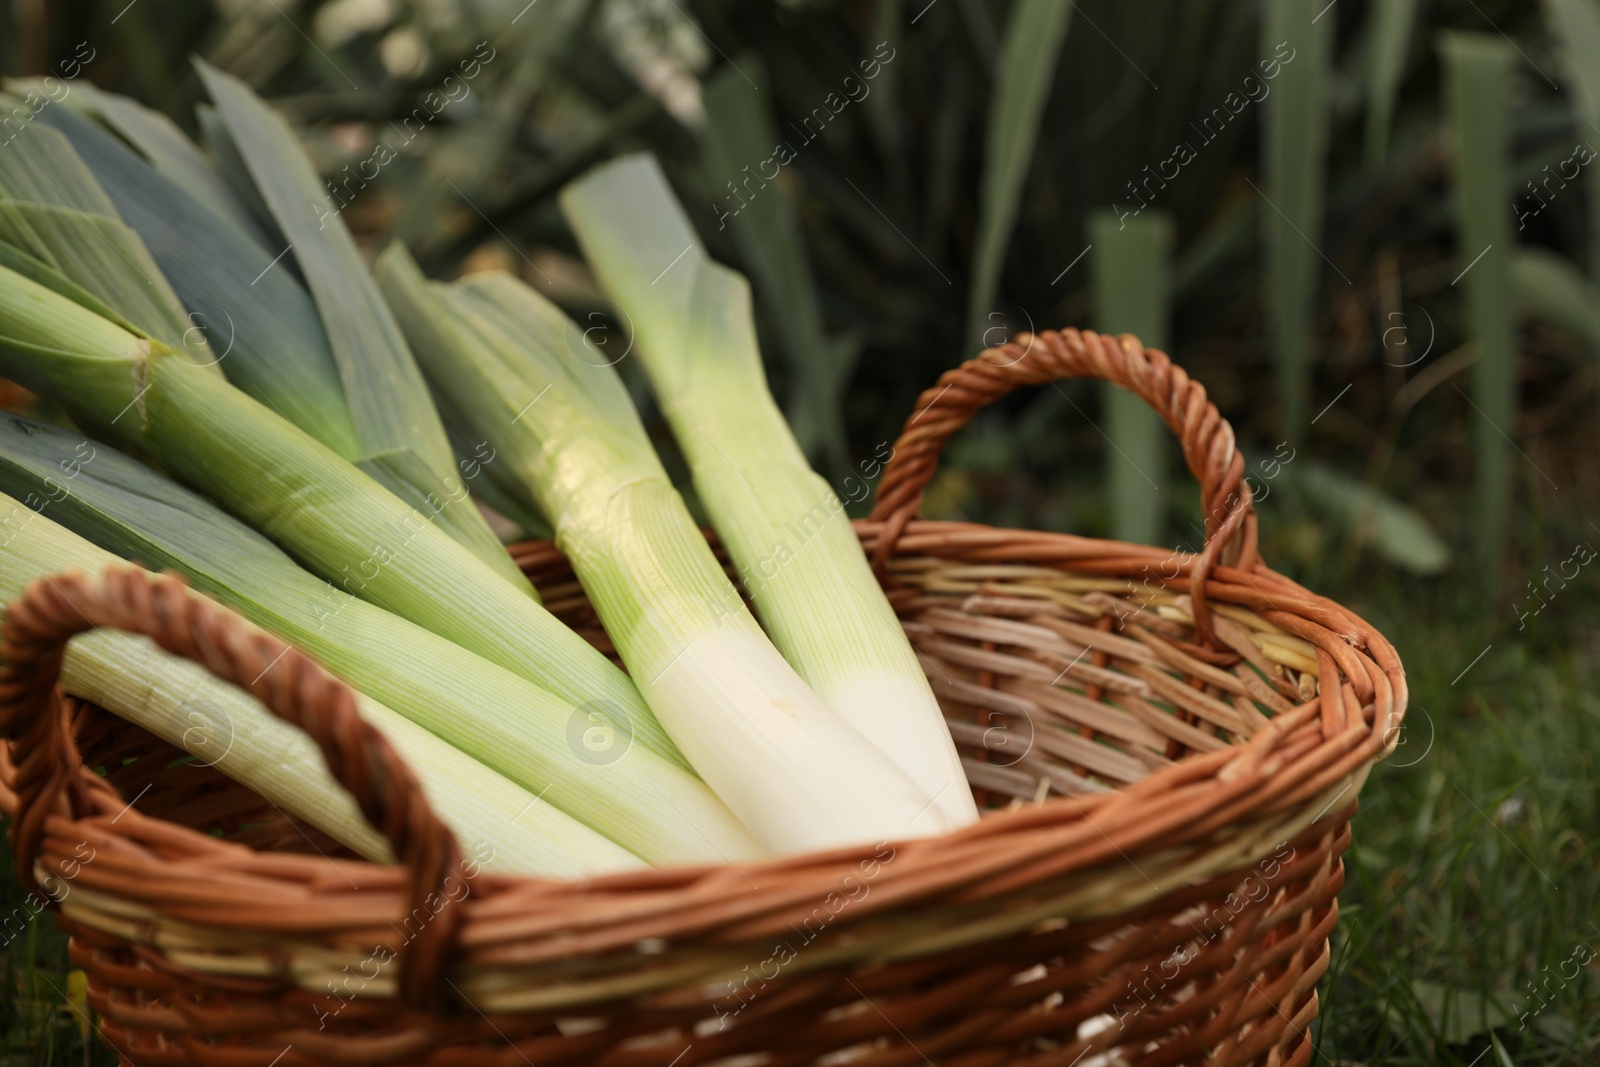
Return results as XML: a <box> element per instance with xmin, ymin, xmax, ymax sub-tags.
<box><xmin>1310</xmin><ymin>579</ymin><xmax>1599</xmax><ymax>1065</ymax></box>
<box><xmin>0</xmin><ymin>852</ymin><xmax>107</xmax><ymax>1065</ymax></box>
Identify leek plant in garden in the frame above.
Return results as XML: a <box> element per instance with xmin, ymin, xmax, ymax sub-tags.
<box><xmin>0</xmin><ymin>496</ymin><xmax>643</xmax><ymax>878</ymax></box>
<box><xmin>1090</xmin><ymin>210</ymin><xmax>1173</xmax><ymax>546</ymax></box>
<box><xmin>377</xmin><ymin>248</ymin><xmax>958</xmax><ymax>852</ymax></box>
<box><xmin>1441</xmin><ymin>33</ymin><xmax>1517</xmax><ymax>583</ymax></box>
<box><xmin>562</xmin><ymin>155</ymin><xmax>976</xmax><ymax>827</ymax></box>
<box><xmin>1261</xmin><ymin>0</ymin><xmax>1332</xmax><ymax>446</ymax></box>
<box><xmin>965</xmin><ymin>0</ymin><xmax>1076</xmax><ymax>352</ymax></box>
<box><xmin>0</xmin><ymin>415</ymin><xmax>754</xmax><ymax>866</ymax></box>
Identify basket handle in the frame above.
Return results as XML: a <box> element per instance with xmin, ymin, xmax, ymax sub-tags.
<box><xmin>0</xmin><ymin>565</ymin><xmax>464</xmax><ymax>1010</ymax></box>
<box><xmin>868</xmin><ymin>328</ymin><xmax>1261</xmax><ymax>646</ymax></box>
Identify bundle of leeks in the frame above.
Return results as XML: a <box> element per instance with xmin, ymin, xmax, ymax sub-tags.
<box><xmin>0</xmin><ymin>70</ymin><xmax>975</xmax><ymax>869</ymax></box>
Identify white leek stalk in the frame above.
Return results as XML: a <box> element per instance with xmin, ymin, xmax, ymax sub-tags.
<box><xmin>561</xmin><ymin>155</ymin><xmax>977</xmax><ymax>826</ymax></box>
<box><xmin>377</xmin><ymin>249</ymin><xmax>960</xmax><ymax>854</ymax></box>
<box><xmin>0</xmin><ymin>499</ymin><xmax>645</xmax><ymax>877</ymax></box>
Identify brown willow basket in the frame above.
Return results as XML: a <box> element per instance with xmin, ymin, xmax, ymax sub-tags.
<box><xmin>0</xmin><ymin>329</ymin><xmax>1405</xmax><ymax>1067</ymax></box>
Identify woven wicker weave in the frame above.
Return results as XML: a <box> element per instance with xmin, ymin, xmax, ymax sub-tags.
<box><xmin>0</xmin><ymin>329</ymin><xmax>1405</xmax><ymax>1067</ymax></box>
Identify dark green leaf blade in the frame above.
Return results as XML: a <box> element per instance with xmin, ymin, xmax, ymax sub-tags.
<box><xmin>965</xmin><ymin>0</ymin><xmax>1073</xmax><ymax>351</ymax></box>
<box><xmin>1362</xmin><ymin>0</ymin><xmax>1419</xmax><ymax>170</ymax></box>
<box><xmin>196</xmin><ymin>61</ymin><xmax>529</xmax><ymax>589</ymax></box>
<box><xmin>1440</xmin><ymin>32</ymin><xmax>1517</xmax><ymax>582</ymax></box>
<box><xmin>39</xmin><ymin>101</ymin><xmax>360</xmax><ymax>458</ymax></box>
<box><xmin>1512</xmin><ymin>246</ymin><xmax>1600</xmax><ymax>350</ymax></box>
<box><xmin>1542</xmin><ymin>0</ymin><xmax>1600</xmax><ymax>281</ymax></box>
<box><xmin>64</xmin><ymin>79</ymin><xmax>271</xmax><ymax>246</ymax></box>
<box><xmin>1261</xmin><ymin>0</ymin><xmax>1333</xmax><ymax>443</ymax></box>
<box><xmin>1296</xmin><ymin>460</ymin><xmax>1452</xmax><ymax>574</ymax></box>
<box><xmin>195</xmin><ymin>61</ymin><xmax>453</xmax><ymax>473</ymax></box>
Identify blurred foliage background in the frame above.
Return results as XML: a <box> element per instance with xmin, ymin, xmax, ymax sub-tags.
<box><xmin>0</xmin><ymin>0</ymin><xmax>1596</xmax><ymax>1064</ymax></box>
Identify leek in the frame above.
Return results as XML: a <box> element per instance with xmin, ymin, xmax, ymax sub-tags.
<box><xmin>0</xmin><ymin>256</ymin><xmax>692</xmax><ymax>782</ymax></box>
<box><xmin>0</xmin><ymin>496</ymin><xmax>646</xmax><ymax>877</ymax></box>
<box><xmin>0</xmin><ymin>415</ymin><xmax>755</xmax><ymax>866</ymax></box>
<box><xmin>377</xmin><ymin>248</ymin><xmax>959</xmax><ymax>853</ymax></box>
<box><xmin>561</xmin><ymin>155</ymin><xmax>976</xmax><ymax>826</ymax></box>
<box><xmin>0</xmin><ymin>83</ymin><xmax>530</xmax><ymax>584</ymax></box>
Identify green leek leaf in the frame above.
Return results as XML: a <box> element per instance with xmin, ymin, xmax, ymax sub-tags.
<box><xmin>38</xmin><ymin>101</ymin><xmax>359</xmax><ymax>457</ymax></box>
<box><xmin>63</xmin><ymin>79</ymin><xmax>270</xmax><ymax>244</ymax></box>
<box><xmin>194</xmin><ymin>62</ymin><xmax>523</xmax><ymax>584</ymax></box>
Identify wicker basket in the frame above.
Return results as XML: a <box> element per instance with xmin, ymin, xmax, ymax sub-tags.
<box><xmin>0</xmin><ymin>329</ymin><xmax>1405</xmax><ymax>1067</ymax></box>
